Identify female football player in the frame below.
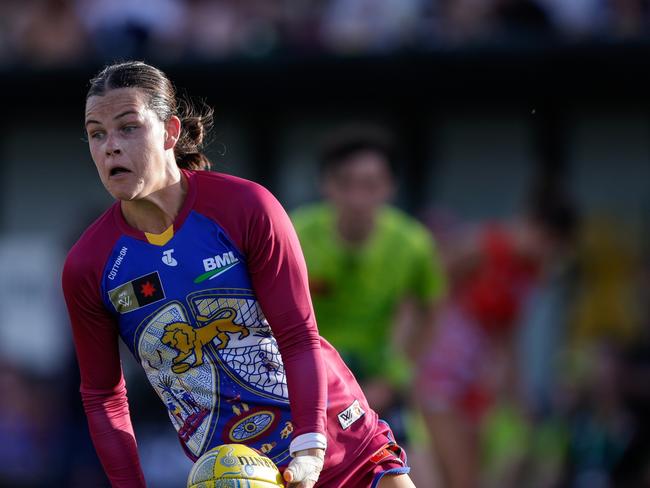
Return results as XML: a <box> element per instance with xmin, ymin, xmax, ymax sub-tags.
<box><xmin>62</xmin><ymin>61</ymin><xmax>417</xmax><ymax>488</ymax></box>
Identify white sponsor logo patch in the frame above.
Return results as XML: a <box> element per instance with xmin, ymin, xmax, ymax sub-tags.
<box><xmin>337</xmin><ymin>399</ymin><xmax>365</xmax><ymax>430</ymax></box>
<box><xmin>162</xmin><ymin>249</ymin><xmax>178</xmax><ymax>267</ymax></box>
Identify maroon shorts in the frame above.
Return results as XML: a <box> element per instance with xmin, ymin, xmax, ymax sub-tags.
<box><xmin>318</xmin><ymin>420</ymin><xmax>410</xmax><ymax>488</ymax></box>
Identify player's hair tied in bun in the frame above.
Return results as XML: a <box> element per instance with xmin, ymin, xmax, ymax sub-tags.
<box><xmin>175</xmin><ymin>96</ymin><xmax>214</xmax><ymax>171</ymax></box>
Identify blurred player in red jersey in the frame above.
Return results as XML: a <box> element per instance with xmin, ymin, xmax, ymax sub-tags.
<box><xmin>416</xmin><ymin>216</ymin><xmax>538</xmax><ymax>488</ymax></box>
<box><xmin>62</xmin><ymin>61</ymin><xmax>417</xmax><ymax>488</ymax></box>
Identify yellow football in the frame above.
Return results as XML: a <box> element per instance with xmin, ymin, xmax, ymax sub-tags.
<box><xmin>187</xmin><ymin>443</ymin><xmax>284</xmax><ymax>488</ymax></box>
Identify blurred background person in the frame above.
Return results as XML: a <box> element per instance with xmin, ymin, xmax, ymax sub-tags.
<box><xmin>74</xmin><ymin>0</ymin><xmax>187</xmax><ymax>61</ymax></box>
<box><xmin>14</xmin><ymin>0</ymin><xmax>89</xmax><ymax>68</ymax></box>
<box><xmin>320</xmin><ymin>0</ymin><xmax>424</xmax><ymax>54</ymax></box>
<box><xmin>415</xmin><ymin>180</ymin><xmax>581</xmax><ymax>488</ymax></box>
<box><xmin>417</xmin><ymin>207</ymin><xmax>538</xmax><ymax>488</ymax></box>
<box><xmin>480</xmin><ymin>183</ymin><xmax>579</xmax><ymax>488</ymax></box>
<box><xmin>291</xmin><ymin>125</ymin><xmax>446</xmax><ymax>450</ymax></box>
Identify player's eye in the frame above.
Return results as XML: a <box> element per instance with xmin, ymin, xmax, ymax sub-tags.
<box><xmin>122</xmin><ymin>124</ymin><xmax>138</xmax><ymax>133</ymax></box>
<box><xmin>88</xmin><ymin>130</ymin><xmax>105</xmax><ymax>140</ymax></box>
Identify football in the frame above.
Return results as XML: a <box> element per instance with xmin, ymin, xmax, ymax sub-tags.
<box><xmin>187</xmin><ymin>443</ymin><xmax>284</xmax><ymax>488</ymax></box>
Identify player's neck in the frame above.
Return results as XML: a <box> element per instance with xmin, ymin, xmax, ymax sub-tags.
<box><xmin>121</xmin><ymin>174</ymin><xmax>187</xmax><ymax>234</ymax></box>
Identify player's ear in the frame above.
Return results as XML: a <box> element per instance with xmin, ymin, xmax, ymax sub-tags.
<box><xmin>164</xmin><ymin>115</ymin><xmax>181</xmax><ymax>150</ymax></box>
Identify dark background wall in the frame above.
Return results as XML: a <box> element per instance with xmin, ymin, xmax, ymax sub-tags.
<box><xmin>2</xmin><ymin>42</ymin><xmax>650</xmax><ymax>236</ymax></box>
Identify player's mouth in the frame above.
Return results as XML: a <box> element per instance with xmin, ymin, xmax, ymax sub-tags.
<box><xmin>109</xmin><ymin>166</ymin><xmax>132</xmax><ymax>177</ymax></box>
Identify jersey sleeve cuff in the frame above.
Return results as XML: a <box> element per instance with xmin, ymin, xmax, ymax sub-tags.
<box><xmin>289</xmin><ymin>432</ymin><xmax>328</xmax><ymax>456</ymax></box>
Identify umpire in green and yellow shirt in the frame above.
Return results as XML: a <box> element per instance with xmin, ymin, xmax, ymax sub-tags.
<box><xmin>291</xmin><ymin>125</ymin><xmax>446</xmax><ymax>441</ymax></box>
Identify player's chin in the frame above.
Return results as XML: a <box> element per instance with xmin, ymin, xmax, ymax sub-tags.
<box><xmin>105</xmin><ymin>182</ymin><xmax>141</xmax><ymax>201</ymax></box>
<box><xmin>109</xmin><ymin>189</ymin><xmax>138</xmax><ymax>201</ymax></box>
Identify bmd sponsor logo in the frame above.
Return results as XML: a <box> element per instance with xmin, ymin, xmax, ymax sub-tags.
<box><xmin>194</xmin><ymin>251</ymin><xmax>240</xmax><ymax>283</ymax></box>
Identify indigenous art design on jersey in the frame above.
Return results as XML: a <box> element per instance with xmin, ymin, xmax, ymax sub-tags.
<box><xmin>136</xmin><ymin>290</ymin><xmax>289</xmax><ymax>460</ymax></box>
<box><xmin>137</xmin><ymin>301</ymin><xmax>216</xmax><ymax>456</ymax></box>
<box><xmin>186</xmin><ymin>290</ymin><xmax>287</xmax><ymax>399</ymax></box>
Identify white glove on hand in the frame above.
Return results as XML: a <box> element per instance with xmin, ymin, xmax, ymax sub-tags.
<box><xmin>283</xmin><ymin>450</ymin><xmax>324</xmax><ymax>486</ymax></box>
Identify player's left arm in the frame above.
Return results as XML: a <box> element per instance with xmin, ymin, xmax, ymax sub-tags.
<box><xmin>242</xmin><ymin>184</ymin><xmax>327</xmax><ymax>485</ymax></box>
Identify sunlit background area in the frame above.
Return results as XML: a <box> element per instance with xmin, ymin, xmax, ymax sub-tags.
<box><xmin>1</xmin><ymin>0</ymin><xmax>649</xmax><ymax>487</ymax></box>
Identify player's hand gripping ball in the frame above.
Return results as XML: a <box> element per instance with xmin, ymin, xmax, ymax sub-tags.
<box><xmin>187</xmin><ymin>443</ymin><xmax>284</xmax><ymax>488</ymax></box>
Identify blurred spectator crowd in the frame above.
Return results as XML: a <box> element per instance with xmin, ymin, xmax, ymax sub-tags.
<box><xmin>1</xmin><ymin>0</ymin><xmax>650</xmax><ymax>68</ymax></box>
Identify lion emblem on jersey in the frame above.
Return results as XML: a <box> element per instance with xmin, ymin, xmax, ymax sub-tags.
<box><xmin>161</xmin><ymin>307</ymin><xmax>250</xmax><ymax>373</ymax></box>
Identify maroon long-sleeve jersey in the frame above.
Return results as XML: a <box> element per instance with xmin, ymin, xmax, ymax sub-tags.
<box><xmin>62</xmin><ymin>170</ymin><xmax>378</xmax><ymax>487</ymax></box>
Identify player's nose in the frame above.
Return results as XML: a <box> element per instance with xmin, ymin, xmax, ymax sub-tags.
<box><xmin>105</xmin><ymin>133</ymin><xmax>122</xmax><ymax>156</ymax></box>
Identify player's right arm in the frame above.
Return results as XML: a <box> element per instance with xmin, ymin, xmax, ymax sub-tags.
<box><xmin>62</xmin><ymin>249</ymin><xmax>146</xmax><ymax>488</ymax></box>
